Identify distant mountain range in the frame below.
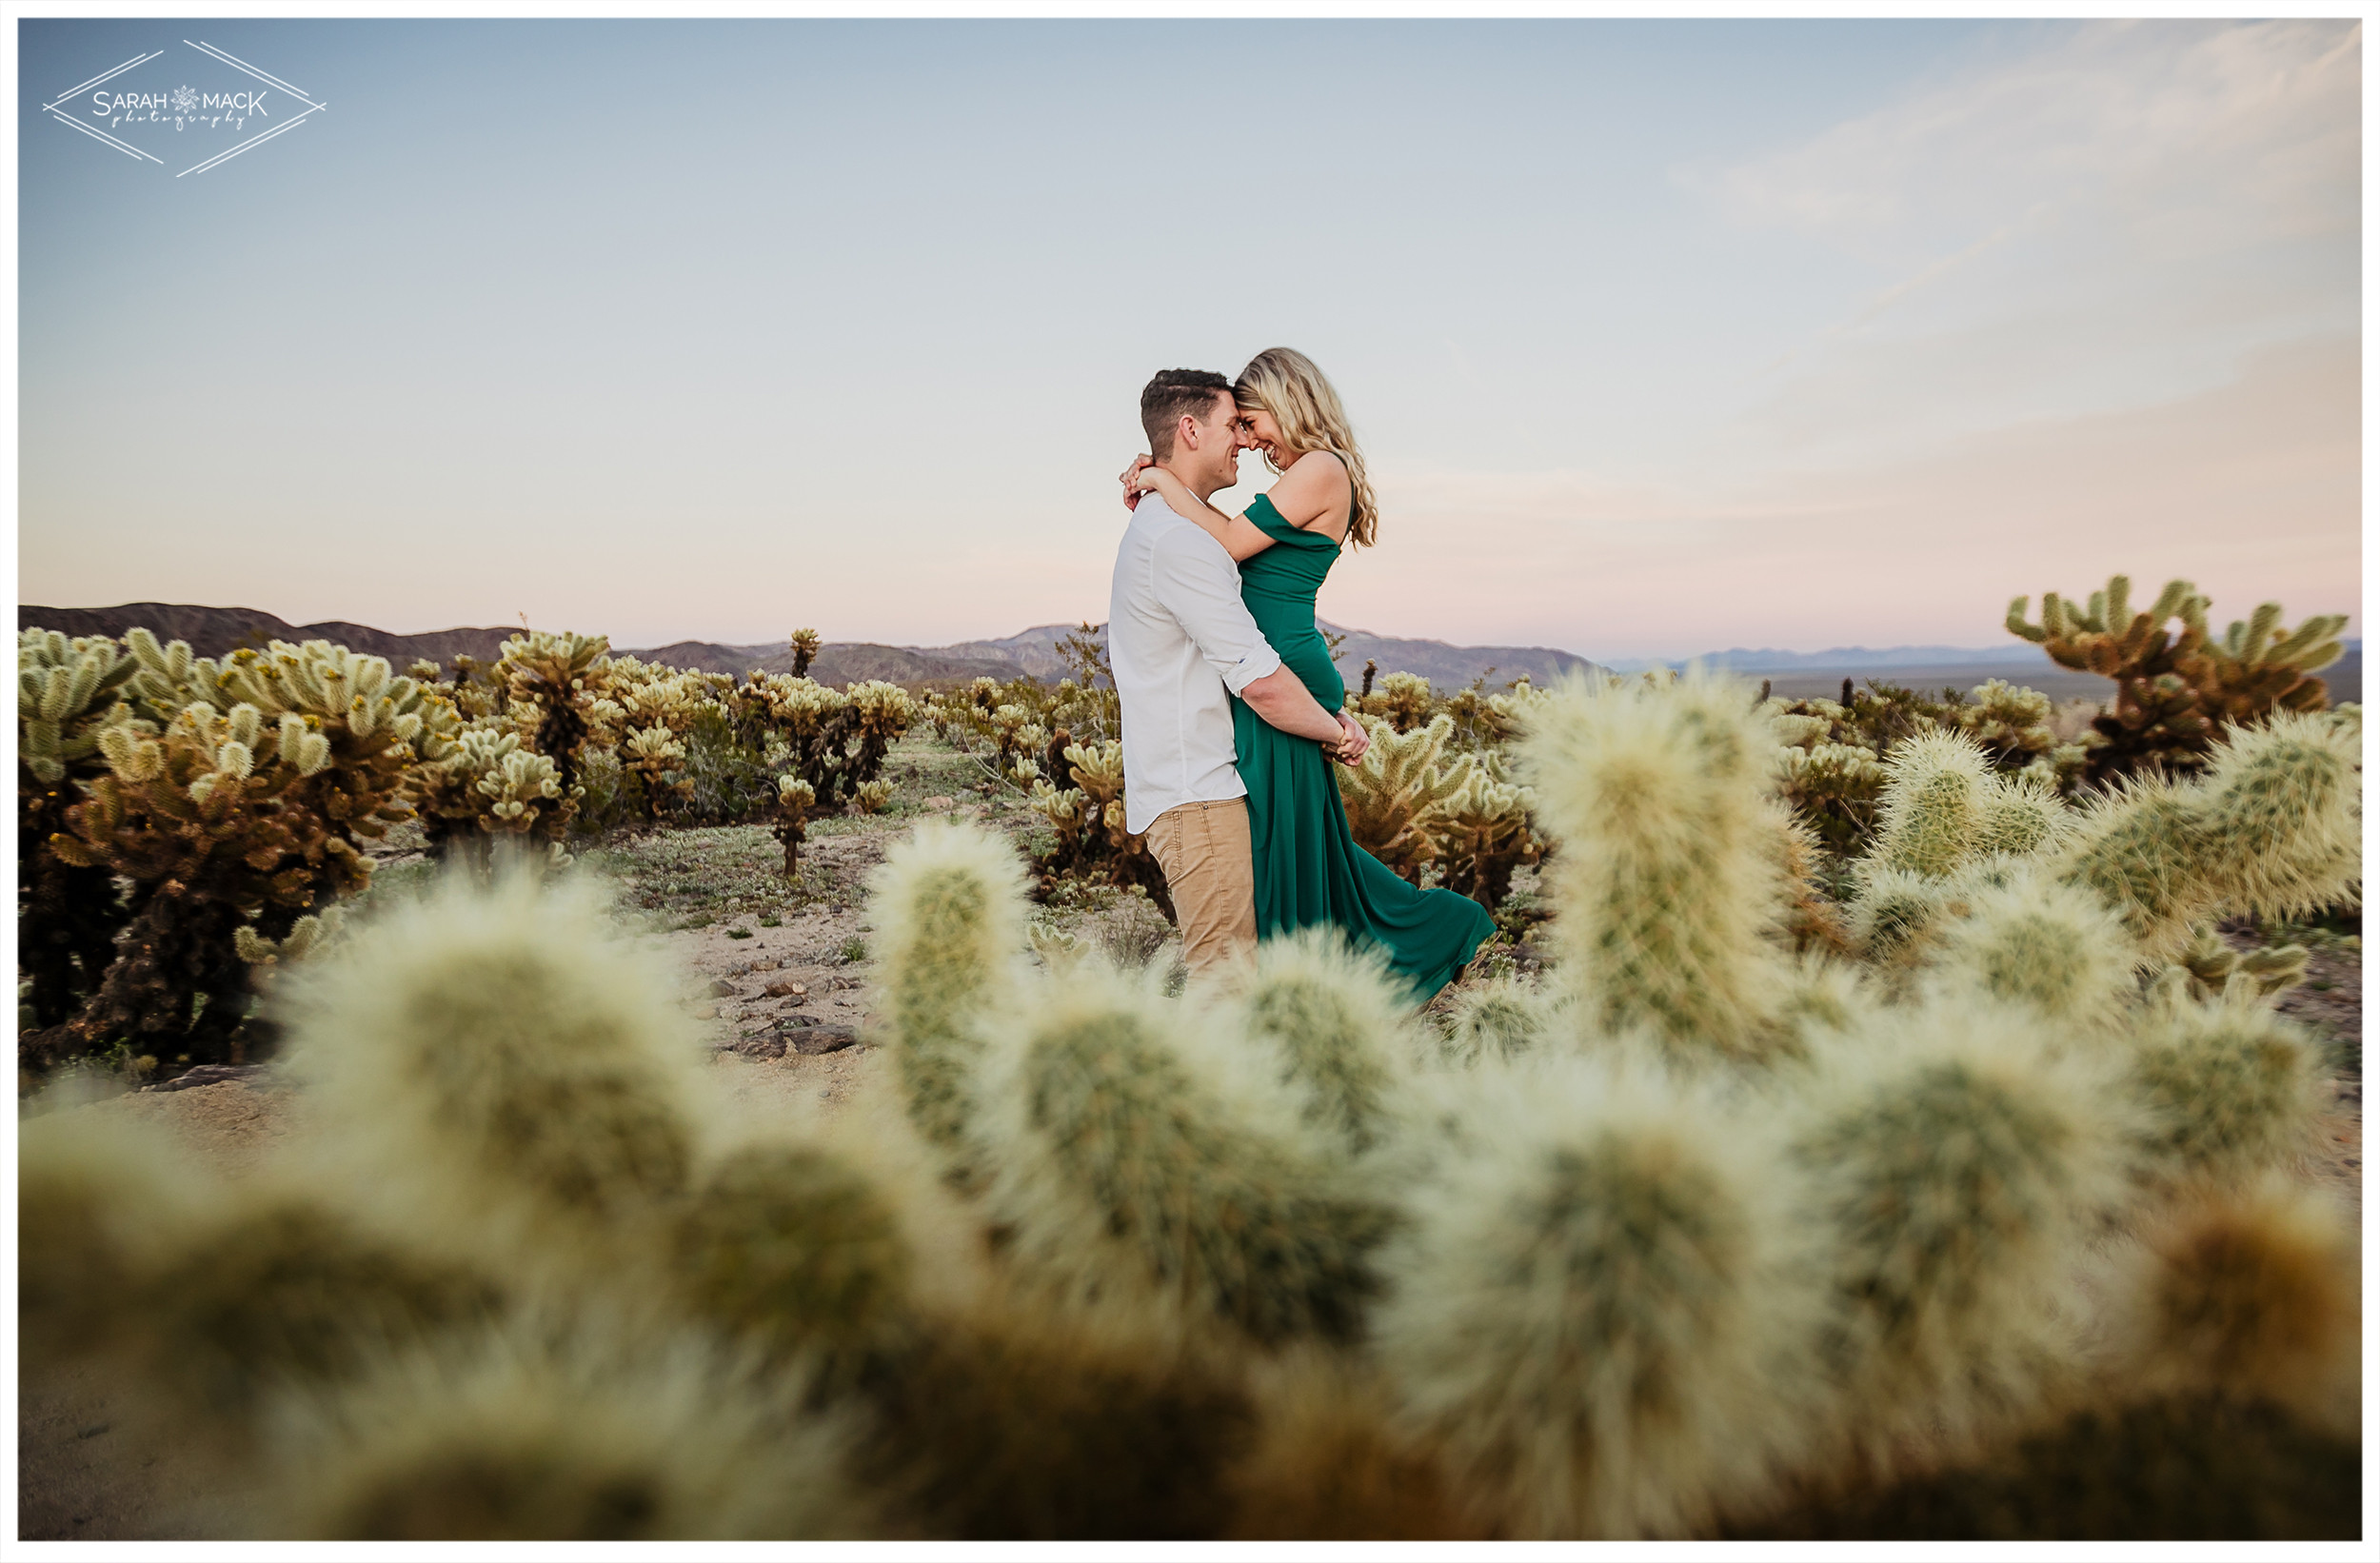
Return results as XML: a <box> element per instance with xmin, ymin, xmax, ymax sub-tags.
<box><xmin>15</xmin><ymin>603</ymin><xmax>1604</xmax><ymax>691</ymax></box>
<box><xmin>20</xmin><ymin>603</ymin><xmax>2352</xmax><ymax>702</ymax></box>
<box><xmin>1602</xmin><ymin>643</ymin><xmax>2046</xmax><ymax>673</ymax></box>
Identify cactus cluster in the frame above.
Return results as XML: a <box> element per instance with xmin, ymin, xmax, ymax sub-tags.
<box><xmin>922</xmin><ymin>624</ymin><xmax>1121</xmax><ymax>798</ymax></box>
<box><xmin>411</xmin><ymin>638</ymin><xmax>920</xmax><ymax>843</ymax></box>
<box><xmin>18</xmin><ymin>630</ymin><xmax>146</xmax><ymax>1033</ymax></box>
<box><xmin>727</xmin><ymin>672</ymin><xmax>919</xmax><ymax>815</ymax></box>
<box><xmin>2009</xmin><ymin>575</ymin><xmax>2346</xmax><ymax>785</ymax></box>
<box><xmin>18</xmin><ymin>641</ymin><xmax>2360</xmax><ymax>1538</ymax></box>
<box><xmin>1765</xmin><ymin>676</ymin><xmax>2093</xmax><ymax>861</ymax></box>
<box><xmin>19</xmin><ymin>628</ymin><xmax>456</xmax><ymax>1076</ymax></box>
<box><xmin>1334</xmin><ymin>712</ymin><xmax>1540</xmax><ymax>908</ymax></box>
<box><xmin>1023</xmin><ymin>738</ymin><xmax>1175</xmax><ymax>918</ymax></box>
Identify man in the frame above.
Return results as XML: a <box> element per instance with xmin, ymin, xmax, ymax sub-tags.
<box><xmin>1108</xmin><ymin>368</ymin><xmax>1368</xmax><ymax>981</ymax></box>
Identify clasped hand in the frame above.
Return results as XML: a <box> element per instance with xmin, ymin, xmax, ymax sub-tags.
<box><xmin>1119</xmin><ymin>454</ymin><xmax>1158</xmax><ymax>508</ymax></box>
<box><xmin>1329</xmin><ymin>712</ymin><xmax>1370</xmax><ymax>767</ymax></box>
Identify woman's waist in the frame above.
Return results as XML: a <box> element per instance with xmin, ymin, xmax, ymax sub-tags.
<box><xmin>1241</xmin><ymin>596</ymin><xmax>1320</xmax><ymax>636</ymax></box>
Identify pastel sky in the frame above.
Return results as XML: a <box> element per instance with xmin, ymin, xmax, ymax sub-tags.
<box><xmin>17</xmin><ymin>17</ymin><xmax>2361</xmax><ymax>659</ymax></box>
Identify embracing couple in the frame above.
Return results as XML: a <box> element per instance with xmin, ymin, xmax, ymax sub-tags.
<box><xmin>1107</xmin><ymin>347</ymin><xmax>1496</xmax><ymax>999</ymax></box>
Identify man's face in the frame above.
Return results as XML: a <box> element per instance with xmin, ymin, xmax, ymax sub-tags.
<box><xmin>1184</xmin><ymin>390</ymin><xmax>1244</xmax><ymax>491</ymax></box>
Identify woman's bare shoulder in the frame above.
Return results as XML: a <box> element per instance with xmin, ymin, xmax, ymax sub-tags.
<box><xmin>1281</xmin><ymin>448</ymin><xmax>1349</xmax><ymax>482</ymax></box>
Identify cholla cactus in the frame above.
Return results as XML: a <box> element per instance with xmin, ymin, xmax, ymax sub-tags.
<box><xmin>620</xmin><ymin>723</ymin><xmax>691</xmax><ymax>821</ymax></box>
<box><xmin>865</xmin><ymin>820</ymin><xmax>1032</xmax><ymax>1177</ymax></box>
<box><xmin>788</xmin><ymin>627</ymin><xmax>822</xmax><ymax>679</ymax></box>
<box><xmin>1970</xmin><ymin>771</ymin><xmax>2071</xmax><ymax>860</ymax></box>
<box><xmin>1025</xmin><ymin>738</ymin><xmax>1174</xmax><ymax>916</ymax></box>
<box><xmin>1787</xmin><ymin>1006</ymin><xmax>2138</xmax><ymax>1461</ymax></box>
<box><xmin>1772</xmin><ymin>735</ymin><xmax>1886</xmax><ymax>858</ymax></box>
<box><xmin>20</xmin><ymin>1117</ymin><xmax>501</xmax><ymax>1439</ymax></box>
<box><xmin>1845</xmin><ymin>728</ymin><xmax>2083</xmax><ymax>964</ymax></box>
<box><xmin>1952</xmin><ymin>679</ymin><xmax>2057</xmax><ymax>762</ymax></box>
<box><xmin>1921</xmin><ymin>872</ymin><xmax>2135</xmax><ymax>1030</ymax></box>
<box><xmin>1432</xmin><ymin>755</ymin><xmax>1539</xmax><ymax>908</ymax></box>
<box><xmin>413</xmin><ymin>723</ymin><xmax>578</xmax><ymax>864</ymax></box>
<box><xmin>1434</xmin><ymin>971</ymin><xmax>1562</xmax><ymax>1068</ymax></box>
<box><xmin>769</xmin><ymin>773</ymin><xmax>816</xmax><ymax>875</ymax></box>
<box><xmin>18</xmin><ymin>628</ymin><xmax>145</xmax><ymax>1029</ymax></box>
<box><xmin>29</xmin><ymin>645</ymin><xmax>436</xmax><ymax>1072</ymax></box>
<box><xmin>852</xmin><ymin>778</ymin><xmax>894</xmax><ymax>815</ymax></box>
<box><xmin>1220</xmin><ymin>1355</ymin><xmax>1463</xmax><ymax>1540</ymax></box>
<box><xmin>1229</xmin><ymin>928</ymin><xmax>1424</xmax><ymax>1157</ymax></box>
<box><xmin>18</xmin><ymin>1115</ymin><xmax>203</xmax><ymax>1364</ymax></box>
<box><xmin>974</xmin><ymin>960</ymin><xmax>1394</xmax><ymax>1344</ymax></box>
<box><xmin>235</xmin><ymin>905</ymin><xmax>348</xmax><ymax>974</ymax></box>
<box><xmin>1764</xmin><ymin>800</ymin><xmax>1853</xmax><ymax>957</ymax></box>
<box><xmin>2190</xmin><ymin>710</ymin><xmax>2361</xmax><ymax>921</ymax></box>
<box><xmin>1354</xmin><ymin>670</ymin><xmax>1435</xmax><ymax>733</ymax></box>
<box><xmin>1516</xmin><ymin>672</ymin><xmax>1793</xmax><ymax>1063</ymax></box>
<box><xmin>666</xmin><ymin>1141</ymin><xmax>915</xmax><ymax>1383</ymax></box>
<box><xmin>495</xmin><ymin>631</ymin><xmax>612</xmax><ymax>795</ymax></box>
<box><xmin>18</xmin><ymin>627</ymin><xmax>139</xmax><ymax>783</ymax></box>
<box><xmin>2120</xmin><ymin>988</ymin><xmax>2332</xmax><ymax>1190</ymax></box>
<box><xmin>268</xmin><ymin>1322</ymin><xmax>859</xmax><ymax>1539</ymax></box>
<box><xmin>1374</xmin><ymin>1059</ymin><xmax>1823</xmax><ymax>1537</ymax></box>
<box><xmin>2053</xmin><ymin>710</ymin><xmax>2359</xmax><ymax>960</ymax></box>
<box><xmin>2104</xmin><ymin>1176</ymin><xmax>2359</xmax><ymax>1434</ymax></box>
<box><xmin>2157</xmin><ymin>922</ymin><xmax>2309</xmax><ymax>1002</ymax></box>
<box><xmin>1335</xmin><ymin>714</ymin><xmax>1474</xmax><ymax>884</ymax></box>
<box><xmin>280</xmin><ymin>867</ymin><xmax>703</xmax><ymax>1259</ymax></box>
<box><xmin>2009</xmin><ymin>575</ymin><xmax>2345</xmax><ymax>784</ymax></box>
<box><xmin>729</xmin><ymin>671</ymin><xmax>917</xmax><ymax>809</ymax></box>
<box><xmin>1869</xmin><ymin>730</ymin><xmax>1993</xmax><ymax>880</ymax></box>
<box><xmin>848</xmin><ymin>1286</ymin><xmax>1253</xmax><ymax>1540</ymax></box>
<box><xmin>18</xmin><ymin>600</ymin><xmax>2365</xmax><ymax>1542</ymax></box>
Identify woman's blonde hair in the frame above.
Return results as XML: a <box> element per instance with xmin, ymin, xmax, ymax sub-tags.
<box><xmin>1233</xmin><ymin>347</ymin><xmax>1379</xmax><ymax>549</ymax></box>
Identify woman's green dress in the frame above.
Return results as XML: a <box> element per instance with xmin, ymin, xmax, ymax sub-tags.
<box><xmin>1228</xmin><ymin>493</ymin><xmax>1497</xmax><ymax>999</ymax></box>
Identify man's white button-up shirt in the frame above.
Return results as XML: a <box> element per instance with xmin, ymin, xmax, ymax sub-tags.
<box><xmin>1107</xmin><ymin>493</ymin><xmax>1283</xmax><ymax>835</ymax></box>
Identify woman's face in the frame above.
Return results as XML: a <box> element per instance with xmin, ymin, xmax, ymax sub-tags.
<box><xmin>1236</xmin><ymin>404</ymin><xmax>1286</xmax><ymax>465</ymax></box>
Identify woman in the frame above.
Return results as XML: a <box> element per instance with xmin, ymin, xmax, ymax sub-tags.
<box><xmin>1124</xmin><ymin>346</ymin><xmax>1495</xmax><ymax>999</ymax></box>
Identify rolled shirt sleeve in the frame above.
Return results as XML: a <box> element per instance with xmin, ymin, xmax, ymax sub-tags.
<box><xmin>1149</xmin><ymin>528</ymin><xmax>1283</xmax><ymax>696</ymax></box>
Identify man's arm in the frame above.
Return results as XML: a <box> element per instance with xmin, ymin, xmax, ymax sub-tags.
<box><xmin>1150</xmin><ymin>529</ymin><xmax>1349</xmax><ymax>750</ymax></box>
<box><xmin>1243</xmin><ymin>666</ymin><xmax>1357</xmax><ymax>748</ymax></box>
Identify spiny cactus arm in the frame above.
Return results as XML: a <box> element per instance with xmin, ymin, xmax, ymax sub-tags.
<box><xmin>2258</xmin><ymin>613</ymin><xmax>2348</xmax><ymax>672</ymax></box>
<box><xmin>2009</xmin><ymin>597</ymin><xmax>2047</xmax><ymax>646</ymax></box>
<box><xmin>1233</xmin><ymin>929</ymin><xmax>1421</xmax><ymax>1157</ymax></box>
<box><xmin>975</xmin><ymin>966</ymin><xmax>1393</xmax><ymax>1344</ymax></box>
<box><xmin>863</xmin><ymin>821</ymin><xmax>1033</xmax><ymax>1175</ymax></box>
<box><xmin>1375</xmin><ymin>1059</ymin><xmax>1822</xmax><ymax>1538</ymax></box>
<box><xmin>1789</xmin><ymin>1014</ymin><xmax>2143</xmax><ymax>1464</ymax></box>
<box><xmin>2122</xmin><ymin>987</ymin><xmax>2330</xmax><ymax>1189</ymax></box>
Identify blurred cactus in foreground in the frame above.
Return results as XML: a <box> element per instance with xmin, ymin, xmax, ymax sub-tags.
<box><xmin>17</xmin><ymin>652</ymin><xmax>2360</xmax><ymax>1539</ymax></box>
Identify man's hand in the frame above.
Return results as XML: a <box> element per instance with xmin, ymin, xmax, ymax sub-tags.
<box><xmin>1329</xmin><ymin>711</ymin><xmax>1371</xmax><ymax>767</ymax></box>
<box><xmin>1119</xmin><ymin>453</ymin><xmax>1156</xmax><ymax>511</ymax></box>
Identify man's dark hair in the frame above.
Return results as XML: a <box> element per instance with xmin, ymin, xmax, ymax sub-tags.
<box><xmin>1140</xmin><ymin>368</ymin><xmax>1235</xmax><ymax>460</ymax></box>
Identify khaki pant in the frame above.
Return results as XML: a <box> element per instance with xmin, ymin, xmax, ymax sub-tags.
<box><xmin>1143</xmin><ymin>798</ymin><xmax>1257</xmax><ymax>984</ymax></box>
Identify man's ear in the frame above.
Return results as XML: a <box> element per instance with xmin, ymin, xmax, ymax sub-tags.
<box><xmin>1177</xmin><ymin>413</ymin><xmax>1200</xmax><ymax>451</ymax></box>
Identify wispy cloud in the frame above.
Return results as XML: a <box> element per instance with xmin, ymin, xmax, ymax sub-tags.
<box><xmin>1711</xmin><ymin>20</ymin><xmax>2356</xmax><ymax>262</ymax></box>
<box><xmin>1694</xmin><ymin>21</ymin><xmax>2359</xmax><ymax>470</ymax></box>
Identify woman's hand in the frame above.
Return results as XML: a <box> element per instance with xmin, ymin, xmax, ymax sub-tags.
<box><xmin>1329</xmin><ymin>712</ymin><xmax>1371</xmax><ymax>766</ymax></box>
<box><xmin>1119</xmin><ymin>454</ymin><xmax>1156</xmax><ymax>510</ymax></box>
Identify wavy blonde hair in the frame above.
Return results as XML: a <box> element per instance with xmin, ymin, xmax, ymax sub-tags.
<box><xmin>1233</xmin><ymin>347</ymin><xmax>1380</xmax><ymax>549</ymax></box>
